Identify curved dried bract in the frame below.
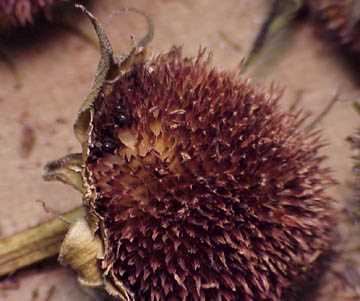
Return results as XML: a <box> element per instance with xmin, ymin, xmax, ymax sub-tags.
<box><xmin>307</xmin><ymin>0</ymin><xmax>360</xmax><ymax>52</ymax></box>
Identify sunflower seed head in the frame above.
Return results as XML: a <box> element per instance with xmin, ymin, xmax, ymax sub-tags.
<box><xmin>84</xmin><ymin>46</ymin><xmax>335</xmax><ymax>300</ymax></box>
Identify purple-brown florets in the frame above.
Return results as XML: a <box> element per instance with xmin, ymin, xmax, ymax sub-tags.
<box><xmin>0</xmin><ymin>0</ymin><xmax>59</xmax><ymax>26</ymax></box>
<box><xmin>86</xmin><ymin>48</ymin><xmax>334</xmax><ymax>300</ymax></box>
<box><xmin>308</xmin><ymin>0</ymin><xmax>360</xmax><ymax>52</ymax></box>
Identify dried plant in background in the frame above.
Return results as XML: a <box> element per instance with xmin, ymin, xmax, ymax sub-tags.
<box><xmin>0</xmin><ymin>0</ymin><xmax>63</xmax><ymax>28</ymax></box>
<box><xmin>245</xmin><ymin>0</ymin><xmax>360</xmax><ymax>73</ymax></box>
<box><xmin>319</xmin><ymin>126</ymin><xmax>360</xmax><ymax>301</ymax></box>
<box><xmin>0</xmin><ymin>0</ymin><xmax>91</xmax><ymax>89</ymax></box>
<box><xmin>308</xmin><ymin>0</ymin><xmax>360</xmax><ymax>54</ymax></box>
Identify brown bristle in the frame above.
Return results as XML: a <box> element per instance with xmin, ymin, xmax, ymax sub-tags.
<box><xmin>0</xmin><ymin>0</ymin><xmax>60</xmax><ymax>26</ymax></box>
<box><xmin>86</xmin><ymin>47</ymin><xmax>334</xmax><ymax>300</ymax></box>
<box><xmin>308</xmin><ymin>0</ymin><xmax>360</xmax><ymax>52</ymax></box>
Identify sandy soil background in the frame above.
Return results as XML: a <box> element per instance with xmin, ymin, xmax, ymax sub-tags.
<box><xmin>0</xmin><ymin>0</ymin><xmax>359</xmax><ymax>300</ymax></box>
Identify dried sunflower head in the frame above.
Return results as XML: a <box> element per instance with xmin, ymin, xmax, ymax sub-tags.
<box><xmin>45</xmin><ymin>5</ymin><xmax>336</xmax><ymax>301</ymax></box>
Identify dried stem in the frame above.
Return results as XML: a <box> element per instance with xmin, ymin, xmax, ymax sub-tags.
<box><xmin>0</xmin><ymin>206</ymin><xmax>85</xmax><ymax>278</ymax></box>
<box><xmin>243</xmin><ymin>0</ymin><xmax>303</xmax><ymax>72</ymax></box>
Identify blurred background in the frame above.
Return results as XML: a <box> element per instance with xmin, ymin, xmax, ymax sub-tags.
<box><xmin>0</xmin><ymin>0</ymin><xmax>359</xmax><ymax>300</ymax></box>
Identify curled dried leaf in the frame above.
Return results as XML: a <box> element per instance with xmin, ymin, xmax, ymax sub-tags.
<box><xmin>43</xmin><ymin>153</ymin><xmax>84</xmax><ymax>193</ymax></box>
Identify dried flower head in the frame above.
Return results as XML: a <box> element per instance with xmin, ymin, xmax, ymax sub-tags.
<box><xmin>90</xmin><ymin>50</ymin><xmax>335</xmax><ymax>300</ymax></box>
<box><xmin>0</xmin><ymin>0</ymin><xmax>62</xmax><ymax>27</ymax></box>
<box><xmin>44</xmin><ymin>6</ymin><xmax>335</xmax><ymax>301</ymax></box>
<box><xmin>308</xmin><ymin>0</ymin><xmax>360</xmax><ymax>52</ymax></box>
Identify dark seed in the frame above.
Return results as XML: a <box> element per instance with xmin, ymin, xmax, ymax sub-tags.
<box><xmin>103</xmin><ymin>139</ymin><xmax>117</xmax><ymax>153</ymax></box>
<box><xmin>114</xmin><ymin>114</ymin><xmax>128</xmax><ymax>126</ymax></box>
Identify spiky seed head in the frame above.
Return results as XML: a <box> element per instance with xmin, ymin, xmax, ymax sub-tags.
<box><xmin>308</xmin><ymin>0</ymin><xmax>360</xmax><ymax>52</ymax></box>
<box><xmin>84</xmin><ymin>46</ymin><xmax>335</xmax><ymax>300</ymax></box>
<box><xmin>0</xmin><ymin>0</ymin><xmax>60</xmax><ymax>27</ymax></box>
